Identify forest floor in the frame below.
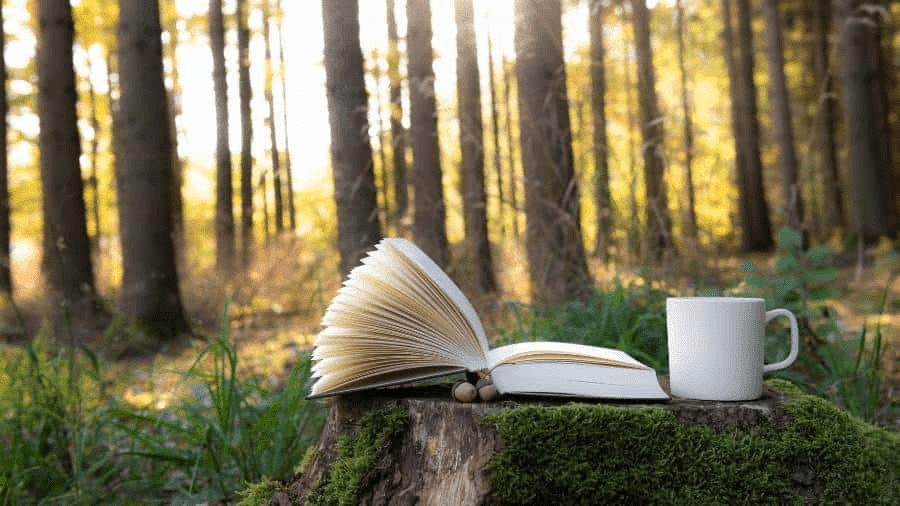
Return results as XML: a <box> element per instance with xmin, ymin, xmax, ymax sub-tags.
<box><xmin>85</xmin><ymin>239</ymin><xmax>900</xmax><ymax>430</ymax></box>
<box><xmin>3</xmin><ymin>238</ymin><xmax>897</xmax><ymax>426</ymax></box>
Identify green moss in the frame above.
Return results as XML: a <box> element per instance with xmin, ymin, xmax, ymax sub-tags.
<box><xmin>484</xmin><ymin>381</ymin><xmax>899</xmax><ymax>504</ymax></box>
<box><xmin>306</xmin><ymin>405</ymin><xmax>408</xmax><ymax>506</ymax></box>
<box><xmin>235</xmin><ymin>479</ymin><xmax>276</xmax><ymax>506</ymax></box>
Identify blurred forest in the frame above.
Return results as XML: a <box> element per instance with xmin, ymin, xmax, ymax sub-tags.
<box><xmin>0</xmin><ymin>0</ymin><xmax>896</xmax><ymax>366</ymax></box>
<box><xmin>0</xmin><ymin>0</ymin><xmax>899</xmax><ymax>502</ymax></box>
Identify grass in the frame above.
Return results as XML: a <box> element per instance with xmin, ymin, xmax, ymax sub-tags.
<box><xmin>0</xmin><ymin>306</ymin><xmax>327</xmax><ymax>505</ymax></box>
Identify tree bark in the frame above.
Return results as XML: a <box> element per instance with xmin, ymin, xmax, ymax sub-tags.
<box><xmin>277</xmin><ymin>384</ymin><xmax>801</xmax><ymax>504</ymax></box>
<box><xmin>812</xmin><ymin>0</ymin><xmax>844</xmax><ymax>235</ymax></box>
<box><xmin>385</xmin><ymin>0</ymin><xmax>408</xmax><ymax>226</ymax></box>
<box><xmin>0</xmin><ymin>3</ymin><xmax>10</xmax><ymax>294</ymax></box>
<box><xmin>322</xmin><ymin>0</ymin><xmax>382</xmax><ymax>277</ymax></box>
<box><xmin>115</xmin><ymin>0</ymin><xmax>188</xmax><ymax>338</ymax></box>
<box><xmin>762</xmin><ymin>0</ymin><xmax>806</xmax><ymax>241</ymax></box>
<box><xmin>454</xmin><ymin>0</ymin><xmax>496</xmax><ymax>294</ymax></box>
<box><xmin>263</xmin><ymin>0</ymin><xmax>284</xmax><ymax>234</ymax></box>
<box><xmin>275</xmin><ymin>0</ymin><xmax>296</xmax><ymax>231</ymax></box>
<box><xmin>237</xmin><ymin>0</ymin><xmax>254</xmax><ymax>266</ymax></box>
<box><xmin>502</xmin><ymin>59</ymin><xmax>520</xmax><ymax>238</ymax></box>
<box><xmin>832</xmin><ymin>0</ymin><xmax>898</xmax><ymax>241</ymax></box>
<box><xmin>734</xmin><ymin>0</ymin><xmax>774</xmax><ymax>251</ymax></box>
<box><xmin>630</xmin><ymin>0</ymin><xmax>673</xmax><ymax>260</ymax></box>
<box><xmin>514</xmin><ymin>0</ymin><xmax>592</xmax><ymax>306</ymax></box>
<box><xmin>210</xmin><ymin>0</ymin><xmax>235</xmax><ymax>271</ymax></box>
<box><xmin>407</xmin><ymin>0</ymin><xmax>449</xmax><ymax>267</ymax></box>
<box><xmin>486</xmin><ymin>32</ymin><xmax>505</xmax><ymax>239</ymax></box>
<box><xmin>37</xmin><ymin>0</ymin><xmax>99</xmax><ymax>316</ymax></box>
<box><xmin>589</xmin><ymin>0</ymin><xmax>612</xmax><ymax>261</ymax></box>
<box><xmin>675</xmin><ymin>0</ymin><xmax>698</xmax><ymax>245</ymax></box>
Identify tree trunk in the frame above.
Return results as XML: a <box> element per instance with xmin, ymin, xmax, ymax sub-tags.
<box><xmin>37</xmin><ymin>0</ymin><xmax>99</xmax><ymax>317</ymax></box>
<box><xmin>589</xmin><ymin>0</ymin><xmax>612</xmax><ymax>261</ymax></box>
<box><xmin>630</xmin><ymin>0</ymin><xmax>673</xmax><ymax>260</ymax></box>
<box><xmin>762</xmin><ymin>0</ymin><xmax>806</xmax><ymax>241</ymax></box>
<box><xmin>116</xmin><ymin>0</ymin><xmax>188</xmax><ymax>339</ymax></box>
<box><xmin>486</xmin><ymin>32</ymin><xmax>505</xmax><ymax>239</ymax></box>
<box><xmin>0</xmin><ymin>3</ymin><xmax>10</xmax><ymax>294</ymax></box>
<box><xmin>162</xmin><ymin>5</ymin><xmax>185</xmax><ymax>271</ymax></box>
<box><xmin>275</xmin><ymin>384</ymin><xmax>835</xmax><ymax>504</ymax></box>
<box><xmin>385</xmin><ymin>0</ymin><xmax>408</xmax><ymax>226</ymax></box>
<box><xmin>263</xmin><ymin>0</ymin><xmax>284</xmax><ymax>234</ymax></box>
<box><xmin>454</xmin><ymin>0</ymin><xmax>496</xmax><ymax>294</ymax></box>
<box><xmin>237</xmin><ymin>0</ymin><xmax>254</xmax><ymax>266</ymax></box>
<box><xmin>514</xmin><ymin>0</ymin><xmax>592</xmax><ymax>306</ymax></box>
<box><xmin>833</xmin><ymin>0</ymin><xmax>899</xmax><ymax>241</ymax></box>
<box><xmin>622</xmin><ymin>20</ymin><xmax>641</xmax><ymax>258</ymax></box>
<box><xmin>502</xmin><ymin>59</ymin><xmax>520</xmax><ymax>238</ymax></box>
<box><xmin>675</xmin><ymin>0</ymin><xmax>698</xmax><ymax>245</ymax></box>
<box><xmin>735</xmin><ymin>0</ymin><xmax>774</xmax><ymax>252</ymax></box>
<box><xmin>812</xmin><ymin>0</ymin><xmax>844</xmax><ymax>235</ymax></box>
<box><xmin>275</xmin><ymin>0</ymin><xmax>296</xmax><ymax>231</ymax></box>
<box><xmin>85</xmin><ymin>57</ymin><xmax>102</xmax><ymax>269</ymax></box>
<box><xmin>407</xmin><ymin>0</ymin><xmax>449</xmax><ymax>267</ymax></box>
<box><xmin>210</xmin><ymin>0</ymin><xmax>235</xmax><ymax>271</ymax></box>
<box><xmin>322</xmin><ymin>0</ymin><xmax>382</xmax><ymax>277</ymax></box>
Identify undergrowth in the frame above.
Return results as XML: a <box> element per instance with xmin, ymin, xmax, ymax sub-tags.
<box><xmin>0</xmin><ymin>304</ymin><xmax>327</xmax><ymax>505</ymax></box>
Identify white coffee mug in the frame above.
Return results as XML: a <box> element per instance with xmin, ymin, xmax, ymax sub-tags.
<box><xmin>666</xmin><ymin>297</ymin><xmax>799</xmax><ymax>401</ymax></box>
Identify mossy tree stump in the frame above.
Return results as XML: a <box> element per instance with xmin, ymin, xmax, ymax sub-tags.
<box><xmin>269</xmin><ymin>380</ymin><xmax>899</xmax><ymax>505</ymax></box>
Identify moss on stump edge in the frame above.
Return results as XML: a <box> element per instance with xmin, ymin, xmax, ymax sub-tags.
<box><xmin>265</xmin><ymin>380</ymin><xmax>899</xmax><ymax>505</ymax></box>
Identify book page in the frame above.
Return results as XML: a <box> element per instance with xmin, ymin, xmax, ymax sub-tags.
<box><xmin>309</xmin><ymin>239</ymin><xmax>489</xmax><ymax>397</ymax></box>
<box><xmin>487</xmin><ymin>341</ymin><xmax>651</xmax><ymax>370</ymax></box>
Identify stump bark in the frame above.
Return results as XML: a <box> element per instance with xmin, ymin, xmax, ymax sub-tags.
<box><xmin>271</xmin><ymin>380</ymin><xmax>795</xmax><ymax>505</ymax></box>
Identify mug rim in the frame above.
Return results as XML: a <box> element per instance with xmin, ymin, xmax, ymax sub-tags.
<box><xmin>667</xmin><ymin>296</ymin><xmax>764</xmax><ymax>303</ymax></box>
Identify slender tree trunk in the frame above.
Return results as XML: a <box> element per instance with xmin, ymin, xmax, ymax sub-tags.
<box><xmin>812</xmin><ymin>0</ymin><xmax>844</xmax><ymax>234</ymax></box>
<box><xmin>263</xmin><ymin>0</ymin><xmax>284</xmax><ymax>234</ymax></box>
<box><xmin>735</xmin><ymin>0</ymin><xmax>774</xmax><ymax>251</ymax></box>
<box><xmin>322</xmin><ymin>0</ymin><xmax>382</xmax><ymax>276</ymax></box>
<box><xmin>514</xmin><ymin>0</ymin><xmax>592</xmax><ymax>306</ymax></box>
<box><xmin>275</xmin><ymin>0</ymin><xmax>296</xmax><ymax>231</ymax></box>
<box><xmin>486</xmin><ymin>31</ymin><xmax>505</xmax><ymax>239</ymax></box>
<box><xmin>762</xmin><ymin>0</ymin><xmax>806</xmax><ymax>242</ymax></box>
<box><xmin>386</xmin><ymin>0</ymin><xmax>408</xmax><ymax>224</ymax></box>
<box><xmin>86</xmin><ymin>57</ymin><xmax>102</xmax><ymax>265</ymax></box>
<box><xmin>630</xmin><ymin>0</ymin><xmax>673</xmax><ymax>259</ymax></box>
<box><xmin>623</xmin><ymin>12</ymin><xmax>640</xmax><ymax>258</ymax></box>
<box><xmin>502</xmin><ymin>58</ymin><xmax>520</xmax><ymax>238</ymax></box>
<box><xmin>675</xmin><ymin>0</ymin><xmax>698</xmax><ymax>244</ymax></box>
<box><xmin>455</xmin><ymin>0</ymin><xmax>496</xmax><ymax>293</ymax></box>
<box><xmin>116</xmin><ymin>0</ymin><xmax>188</xmax><ymax>338</ymax></box>
<box><xmin>0</xmin><ymin>3</ymin><xmax>10</xmax><ymax>294</ymax></box>
<box><xmin>163</xmin><ymin>7</ymin><xmax>185</xmax><ymax>269</ymax></box>
<box><xmin>589</xmin><ymin>0</ymin><xmax>612</xmax><ymax>260</ymax></box>
<box><xmin>373</xmin><ymin>63</ymin><xmax>392</xmax><ymax>233</ymax></box>
<box><xmin>259</xmin><ymin>169</ymin><xmax>270</xmax><ymax>241</ymax></box>
<box><xmin>37</xmin><ymin>0</ymin><xmax>99</xmax><ymax>316</ymax></box>
<box><xmin>407</xmin><ymin>0</ymin><xmax>449</xmax><ymax>267</ymax></box>
<box><xmin>210</xmin><ymin>0</ymin><xmax>235</xmax><ymax>271</ymax></box>
<box><xmin>832</xmin><ymin>0</ymin><xmax>898</xmax><ymax>241</ymax></box>
<box><xmin>237</xmin><ymin>0</ymin><xmax>254</xmax><ymax>265</ymax></box>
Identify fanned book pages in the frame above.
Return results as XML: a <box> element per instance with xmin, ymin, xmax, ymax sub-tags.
<box><xmin>308</xmin><ymin>238</ymin><xmax>668</xmax><ymax>400</ymax></box>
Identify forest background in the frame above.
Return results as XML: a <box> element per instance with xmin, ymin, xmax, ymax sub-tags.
<box><xmin>0</xmin><ymin>0</ymin><xmax>899</xmax><ymax>503</ymax></box>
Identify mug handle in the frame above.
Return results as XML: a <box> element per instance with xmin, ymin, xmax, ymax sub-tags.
<box><xmin>763</xmin><ymin>308</ymin><xmax>800</xmax><ymax>372</ymax></box>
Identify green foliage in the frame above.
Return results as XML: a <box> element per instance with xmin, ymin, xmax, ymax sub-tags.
<box><xmin>738</xmin><ymin>226</ymin><xmax>889</xmax><ymax>423</ymax></box>
<box><xmin>739</xmin><ymin>226</ymin><xmax>839</xmax><ymax>335</ymax></box>
<box><xmin>484</xmin><ymin>380</ymin><xmax>900</xmax><ymax>504</ymax></box>
<box><xmin>0</xmin><ymin>336</ymin><xmax>122</xmax><ymax>505</ymax></box>
<box><xmin>499</xmin><ymin>282</ymin><xmax>670</xmax><ymax>372</ymax></box>
<box><xmin>0</xmin><ymin>306</ymin><xmax>326</xmax><ymax>504</ymax></box>
<box><xmin>306</xmin><ymin>406</ymin><xmax>409</xmax><ymax>506</ymax></box>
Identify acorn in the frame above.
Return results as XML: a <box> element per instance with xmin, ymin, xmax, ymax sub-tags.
<box><xmin>478</xmin><ymin>384</ymin><xmax>498</xmax><ymax>401</ymax></box>
<box><xmin>452</xmin><ymin>381</ymin><xmax>477</xmax><ymax>403</ymax></box>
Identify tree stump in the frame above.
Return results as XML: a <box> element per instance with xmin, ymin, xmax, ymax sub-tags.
<box><xmin>269</xmin><ymin>379</ymin><xmax>899</xmax><ymax>505</ymax></box>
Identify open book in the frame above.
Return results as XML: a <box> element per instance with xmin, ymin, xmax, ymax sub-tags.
<box><xmin>308</xmin><ymin>238</ymin><xmax>668</xmax><ymax>400</ymax></box>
